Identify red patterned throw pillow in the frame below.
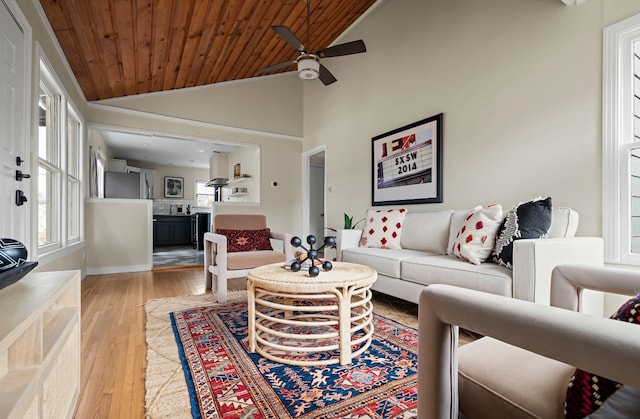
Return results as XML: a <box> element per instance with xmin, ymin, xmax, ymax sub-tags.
<box><xmin>359</xmin><ymin>209</ymin><xmax>406</xmax><ymax>249</ymax></box>
<box><xmin>216</xmin><ymin>228</ymin><xmax>273</xmax><ymax>253</ymax></box>
<box><xmin>564</xmin><ymin>292</ymin><xmax>640</xmax><ymax>418</ymax></box>
<box><xmin>451</xmin><ymin>204</ymin><xmax>503</xmax><ymax>265</ymax></box>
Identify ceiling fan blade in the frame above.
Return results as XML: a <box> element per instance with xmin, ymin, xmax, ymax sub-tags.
<box><xmin>317</xmin><ymin>40</ymin><xmax>367</xmax><ymax>58</ymax></box>
<box><xmin>259</xmin><ymin>60</ymin><xmax>296</xmax><ymax>74</ymax></box>
<box><xmin>272</xmin><ymin>25</ymin><xmax>305</xmax><ymax>52</ymax></box>
<box><xmin>319</xmin><ymin>64</ymin><xmax>337</xmax><ymax>86</ymax></box>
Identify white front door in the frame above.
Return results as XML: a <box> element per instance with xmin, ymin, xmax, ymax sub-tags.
<box><xmin>0</xmin><ymin>1</ymin><xmax>28</xmax><ymax>245</ymax></box>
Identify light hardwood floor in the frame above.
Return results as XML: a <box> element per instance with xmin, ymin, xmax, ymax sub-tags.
<box><xmin>75</xmin><ymin>267</ymin><xmax>207</xmax><ymax>418</ymax></box>
<box><xmin>74</xmin><ymin>266</ymin><xmax>459</xmax><ymax>418</ymax></box>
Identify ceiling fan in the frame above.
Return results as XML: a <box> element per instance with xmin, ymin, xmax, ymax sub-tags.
<box><xmin>259</xmin><ymin>0</ymin><xmax>367</xmax><ymax>86</ymax></box>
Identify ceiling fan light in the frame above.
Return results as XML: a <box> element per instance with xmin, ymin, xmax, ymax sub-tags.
<box><xmin>297</xmin><ymin>56</ymin><xmax>319</xmax><ymax>80</ymax></box>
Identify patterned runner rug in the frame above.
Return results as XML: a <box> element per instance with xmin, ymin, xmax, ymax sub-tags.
<box><xmin>169</xmin><ymin>300</ymin><xmax>418</xmax><ymax>418</ymax></box>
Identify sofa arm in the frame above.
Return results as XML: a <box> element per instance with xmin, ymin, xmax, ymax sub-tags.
<box><xmin>336</xmin><ymin>229</ymin><xmax>363</xmax><ymax>261</ymax></box>
<box><xmin>269</xmin><ymin>231</ymin><xmax>293</xmax><ymax>260</ymax></box>
<box><xmin>512</xmin><ymin>237</ymin><xmax>604</xmax><ymax>314</ymax></box>
<box><xmin>418</xmin><ymin>284</ymin><xmax>640</xmax><ymax>419</ymax></box>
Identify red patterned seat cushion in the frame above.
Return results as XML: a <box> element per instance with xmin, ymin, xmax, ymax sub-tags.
<box><xmin>216</xmin><ymin>228</ymin><xmax>273</xmax><ymax>253</ymax></box>
<box><xmin>564</xmin><ymin>292</ymin><xmax>640</xmax><ymax>418</ymax></box>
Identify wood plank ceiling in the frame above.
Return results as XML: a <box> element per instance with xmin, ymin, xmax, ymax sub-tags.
<box><xmin>38</xmin><ymin>0</ymin><xmax>378</xmax><ymax>101</ymax></box>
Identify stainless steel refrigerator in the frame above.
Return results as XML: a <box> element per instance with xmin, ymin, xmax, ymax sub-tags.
<box><xmin>104</xmin><ymin>171</ymin><xmax>142</xmax><ymax>199</ymax></box>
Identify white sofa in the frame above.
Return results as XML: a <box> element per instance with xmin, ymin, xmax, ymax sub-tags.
<box><xmin>337</xmin><ymin>208</ymin><xmax>604</xmax><ymax>313</ymax></box>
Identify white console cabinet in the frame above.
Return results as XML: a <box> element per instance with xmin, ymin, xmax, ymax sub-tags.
<box><xmin>0</xmin><ymin>270</ymin><xmax>81</xmax><ymax>418</ymax></box>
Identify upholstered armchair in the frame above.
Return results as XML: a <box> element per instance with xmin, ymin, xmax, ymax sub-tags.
<box><xmin>418</xmin><ymin>264</ymin><xmax>640</xmax><ymax>419</ymax></box>
<box><xmin>204</xmin><ymin>214</ymin><xmax>293</xmax><ymax>302</ymax></box>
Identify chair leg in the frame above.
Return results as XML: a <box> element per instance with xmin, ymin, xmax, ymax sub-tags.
<box><xmin>205</xmin><ymin>268</ymin><xmax>212</xmax><ymax>290</ymax></box>
<box><xmin>216</xmin><ymin>273</ymin><xmax>227</xmax><ymax>303</ymax></box>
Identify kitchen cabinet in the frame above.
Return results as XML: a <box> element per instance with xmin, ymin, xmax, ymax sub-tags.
<box><xmin>153</xmin><ymin>215</ymin><xmax>191</xmax><ymax>245</ymax></box>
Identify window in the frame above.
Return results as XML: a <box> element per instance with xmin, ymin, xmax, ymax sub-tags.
<box><xmin>37</xmin><ymin>51</ymin><xmax>84</xmax><ymax>256</ymax></box>
<box><xmin>67</xmin><ymin>107</ymin><xmax>82</xmax><ymax>242</ymax></box>
<box><xmin>195</xmin><ymin>180</ymin><xmax>215</xmax><ymax>207</ymax></box>
<box><xmin>37</xmin><ymin>81</ymin><xmax>60</xmax><ymax>249</ymax></box>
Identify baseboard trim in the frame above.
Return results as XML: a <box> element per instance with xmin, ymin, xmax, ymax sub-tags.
<box><xmin>86</xmin><ymin>264</ymin><xmax>152</xmax><ymax>275</ymax></box>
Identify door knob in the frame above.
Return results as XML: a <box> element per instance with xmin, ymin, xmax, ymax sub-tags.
<box><xmin>15</xmin><ymin>170</ymin><xmax>31</xmax><ymax>181</ymax></box>
<box><xmin>15</xmin><ymin>190</ymin><xmax>27</xmax><ymax>206</ymax></box>
<box><xmin>16</xmin><ymin>156</ymin><xmax>24</xmax><ymax>166</ymax></box>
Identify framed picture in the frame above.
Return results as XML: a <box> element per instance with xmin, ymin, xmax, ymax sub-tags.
<box><xmin>234</xmin><ymin>163</ymin><xmax>241</xmax><ymax>178</ymax></box>
<box><xmin>371</xmin><ymin>113</ymin><xmax>443</xmax><ymax>206</ymax></box>
<box><xmin>164</xmin><ymin>176</ymin><xmax>184</xmax><ymax>198</ymax></box>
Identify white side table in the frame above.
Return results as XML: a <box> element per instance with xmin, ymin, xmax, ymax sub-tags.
<box><xmin>247</xmin><ymin>262</ymin><xmax>377</xmax><ymax>366</ymax></box>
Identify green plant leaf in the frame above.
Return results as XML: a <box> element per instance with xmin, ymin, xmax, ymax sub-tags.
<box><xmin>344</xmin><ymin>213</ymin><xmax>354</xmax><ymax>229</ymax></box>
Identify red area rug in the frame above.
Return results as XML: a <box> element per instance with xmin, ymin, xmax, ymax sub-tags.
<box><xmin>170</xmin><ymin>301</ymin><xmax>418</xmax><ymax>418</ymax></box>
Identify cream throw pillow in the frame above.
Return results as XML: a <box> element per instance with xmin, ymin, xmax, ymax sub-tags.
<box><xmin>451</xmin><ymin>204</ymin><xmax>503</xmax><ymax>265</ymax></box>
<box><xmin>359</xmin><ymin>209</ymin><xmax>407</xmax><ymax>249</ymax></box>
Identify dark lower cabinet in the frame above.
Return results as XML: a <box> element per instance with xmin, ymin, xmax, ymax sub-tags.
<box><xmin>153</xmin><ymin>215</ymin><xmax>192</xmax><ymax>245</ymax></box>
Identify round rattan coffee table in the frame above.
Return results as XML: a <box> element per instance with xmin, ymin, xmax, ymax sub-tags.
<box><xmin>247</xmin><ymin>261</ymin><xmax>377</xmax><ymax>366</ymax></box>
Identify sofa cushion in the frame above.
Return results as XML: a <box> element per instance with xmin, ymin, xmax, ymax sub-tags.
<box><xmin>401</xmin><ymin>255</ymin><xmax>512</xmax><ymax>297</ymax></box>
<box><xmin>225</xmin><ymin>250</ymin><xmax>286</xmax><ymax>270</ymax></box>
<box><xmin>548</xmin><ymin>207</ymin><xmax>579</xmax><ymax>238</ymax></box>
<box><xmin>458</xmin><ymin>337</ymin><xmax>575</xmax><ymax>419</ymax></box>
<box><xmin>400</xmin><ymin>210</ymin><xmax>453</xmax><ymax>254</ymax></box>
<box><xmin>451</xmin><ymin>205</ymin><xmax>503</xmax><ymax>265</ymax></box>
<box><xmin>341</xmin><ymin>247</ymin><xmax>429</xmax><ymax>278</ymax></box>
<box><xmin>216</xmin><ymin>228</ymin><xmax>273</xmax><ymax>252</ymax></box>
<box><xmin>564</xmin><ymin>292</ymin><xmax>640</xmax><ymax>418</ymax></box>
<box><xmin>493</xmin><ymin>197</ymin><xmax>553</xmax><ymax>268</ymax></box>
<box><xmin>360</xmin><ymin>208</ymin><xmax>406</xmax><ymax>249</ymax></box>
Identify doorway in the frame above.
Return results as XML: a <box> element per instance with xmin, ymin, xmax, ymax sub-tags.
<box><xmin>302</xmin><ymin>145</ymin><xmax>327</xmax><ymax>254</ymax></box>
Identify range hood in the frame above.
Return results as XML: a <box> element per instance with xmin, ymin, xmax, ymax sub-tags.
<box><xmin>205</xmin><ymin>177</ymin><xmax>228</xmax><ymax>187</ymax></box>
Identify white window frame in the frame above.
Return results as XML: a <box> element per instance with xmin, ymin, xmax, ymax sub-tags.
<box><xmin>603</xmin><ymin>13</ymin><xmax>640</xmax><ymax>266</ymax></box>
<box><xmin>66</xmin><ymin>103</ymin><xmax>83</xmax><ymax>243</ymax></box>
<box><xmin>37</xmin><ymin>73</ymin><xmax>62</xmax><ymax>254</ymax></box>
<box><xmin>36</xmin><ymin>46</ymin><xmax>84</xmax><ymax>261</ymax></box>
<box><xmin>195</xmin><ymin>179</ymin><xmax>215</xmax><ymax>207</ymax></box>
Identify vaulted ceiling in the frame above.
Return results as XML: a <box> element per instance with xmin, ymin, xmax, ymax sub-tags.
<box><xmin>38</xmin><ymin>0</ymin><xmax>379</xmax><ymax>101</ymax></box>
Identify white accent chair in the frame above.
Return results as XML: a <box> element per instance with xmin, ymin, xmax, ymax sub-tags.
<box><xmin>418</xmin><ymin>264</ymin><xmax>640</xmax><ymax>419</ymax></box>
<box><xmin>204</xmin><ymin>214</ymin><xmax>293</xmax><ymax>302</ymax></box>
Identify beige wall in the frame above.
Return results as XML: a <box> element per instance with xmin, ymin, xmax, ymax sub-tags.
<box><xmin>304</xmin><ymin>0</ymin><xmax>640</xmax><ymax>237</ymax></box>
<box><xmin>88</xmin><ymin>129</ymin><xmax>111</xmax><ymax>159</ymax></box>
<box><xmin>95</xmin><ymin>74</ymin><xmax>303</xmax><ymax>137</ymax></box>
<box><xmin>87</xmin><ymin>103</ymin><xmax>303</xmax><ymax>236</ymax></box>
<box><xmin>224</xmin><ymin>147</ymin><xmax>260</xmax><ymax>203</ymax></box>
<box><xmin>85</xmin><ymin>199</ymin><xmax>152</xmax><ymax>274</ymax></box>
<box><xmin>35</xmin><ymin>249</ymin><xmax>85</xmax><ymax>274</ymax></box>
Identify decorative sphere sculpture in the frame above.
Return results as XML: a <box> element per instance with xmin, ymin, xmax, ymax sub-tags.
<box><xmin>289</xmin><ymin>234</ymin><xmax>334</xmax><ymax>277</ymax></box>
<box><xmin>0</xmin><ymin>238</ymin><xmax>28</xmax><ymax>272</ymax></box>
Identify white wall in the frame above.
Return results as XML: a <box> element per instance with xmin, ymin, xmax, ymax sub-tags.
<box><xmin>304</xmin><ymin>0</ymin><xmax>640</xmax><ymax>237</ymax></box>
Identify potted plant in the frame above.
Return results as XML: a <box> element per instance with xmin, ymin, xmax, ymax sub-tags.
<box><xmin>325</xmin><ymin>213</ymin><xmax>364</xmax><ymax>261</ymax></box>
